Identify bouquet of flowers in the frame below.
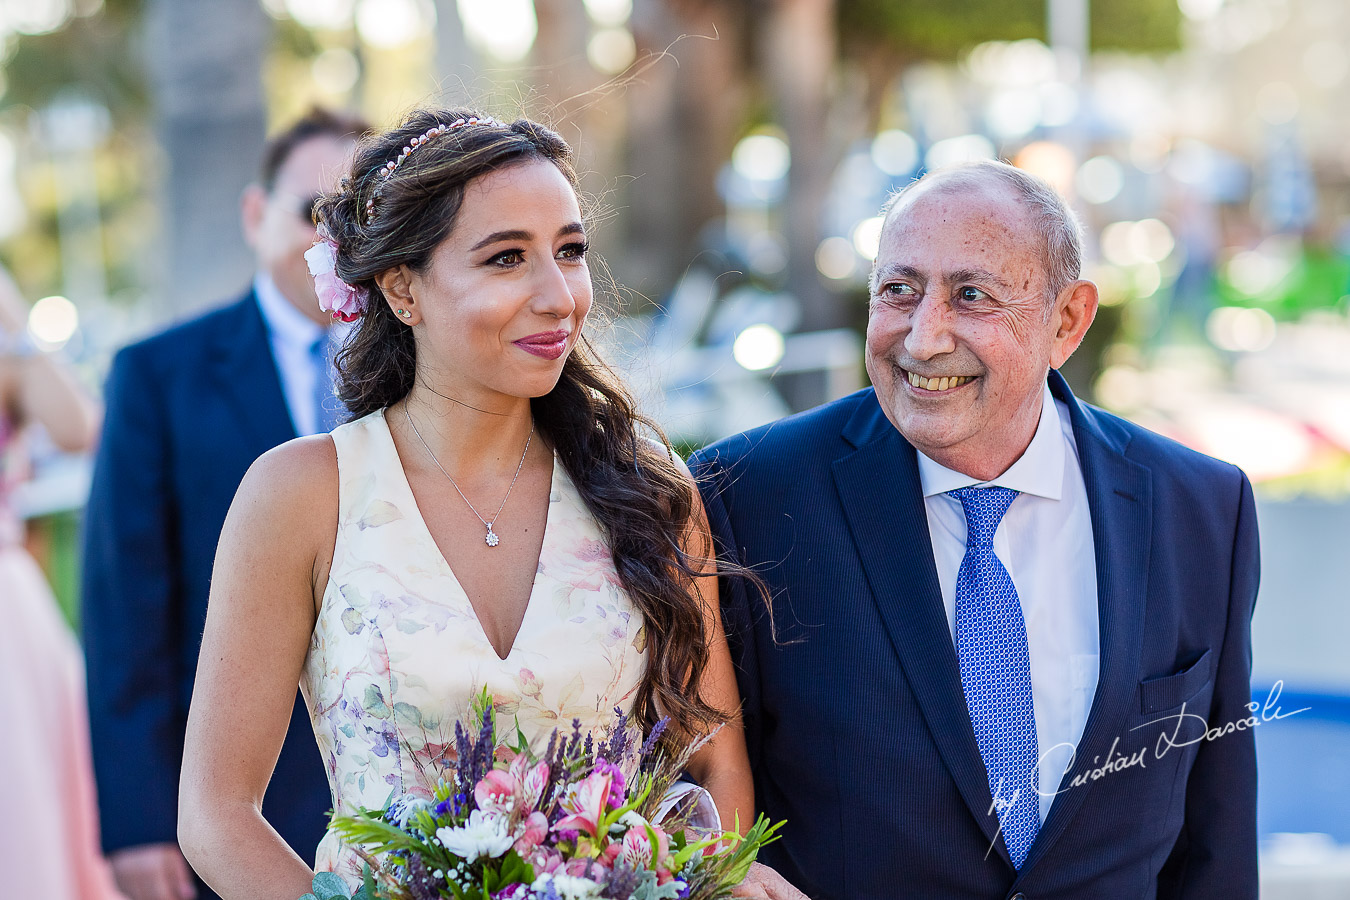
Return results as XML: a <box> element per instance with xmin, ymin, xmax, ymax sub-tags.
<box><xmin>303</xmin><ymin>691</ymin><xmax>779</xmax><ymax>900</ymax></box>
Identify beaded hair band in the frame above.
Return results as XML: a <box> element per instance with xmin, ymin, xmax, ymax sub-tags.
<box><xmin>363</xmin><ymin>116</ymin><xmax>500</xmax><ymax>225</ymax></box>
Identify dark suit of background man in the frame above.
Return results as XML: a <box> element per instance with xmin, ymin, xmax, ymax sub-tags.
<box><xmin>83</xmin><ymin>108</ymin><xmax>369</xmax><ymax>900</ymax></box>
<box><xmin>697</xmin><ymin>160</ymin><xmax>1258</xmax><ymax>900</ymax></box>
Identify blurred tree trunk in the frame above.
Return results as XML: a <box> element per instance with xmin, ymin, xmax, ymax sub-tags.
<box><xmin>531</xmin><ymin>0</ymin><xmax>594</xmax><ymax>117</ymax></box>
<box><xmin>433</xmin><ymin>0</ymin><xmax>481</xmax><ymax>104</ymax></box>
<box><xmin>144</xmin><ymin>0</ymin><xmax>268</xmax><ymax>317</ymax></box>
<box><xmin>760</xmin><ymin>0</ymin><xmax>839</xmax><ymax>329</ymax></box>
<box><xmin>622</xmin><ymin>0</ymin><xmax>749</xmax><ymax>303</ymax></box>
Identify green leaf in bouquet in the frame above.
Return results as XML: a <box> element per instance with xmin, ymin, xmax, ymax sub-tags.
<box><xmin>480</xmin><ymin>850</ymin><xmax>534</xmax><ymax>895</ymax></box>
<box><xmin>330</xmin><ymin>808</ymin><xmax>444</xmax><ymax>865</ymax></box>
<box><xmin>310</xmin><ymin>871</ymin><xmax>351</xmax><ymax>900</ymax></box>
<box><xmin>351</xmin><ymin>863</ymin><xmax>378</xmax><ymax>900</ymax></box>
<box><xmin>628</xmin><ymin>870</ymin><xmax>684</xmax><ymax>900</ymax></box>
<box><xmin>716</xmin><ymin>815</ymin><xmax>785</xmax><ymax>886</ymax></box>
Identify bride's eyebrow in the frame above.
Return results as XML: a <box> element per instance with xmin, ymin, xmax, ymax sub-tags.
<box><xmin>469</xmin><ymin>222</ymin><xmax>584</xmax><ymax>251</ymax></box>
<box><xmin>470</xmin><ymin>229</ymin><xmax>531</xmax><ymax>251</ymax></box>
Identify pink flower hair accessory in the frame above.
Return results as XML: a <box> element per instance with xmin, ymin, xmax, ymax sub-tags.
<box><xmin>304</xmin><ymin>235</ymin><xmax>367</xmax><ymax>322</ymax></box>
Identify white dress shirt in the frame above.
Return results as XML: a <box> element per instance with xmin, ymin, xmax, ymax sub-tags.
<box><xmin>254</xmin><ymin>273</ymin><xmax>332</xmax><ymax>437</ymax></box>
<box><xmin>918</xmin><ymin>383</ymin><xmax>1100</xmax><ymax>824</ymax></box>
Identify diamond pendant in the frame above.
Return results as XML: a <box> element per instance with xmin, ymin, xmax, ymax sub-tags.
<box><xmin>485</xmin><ymin>524</ymin><xmax>500</xmax><ymax>547</ymax></box>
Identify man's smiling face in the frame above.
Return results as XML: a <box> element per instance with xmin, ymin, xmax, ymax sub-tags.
<box><xmin>864</xmin><ymin>178</ymin><xmax>1064</xmax><ymax>479</ymax></box>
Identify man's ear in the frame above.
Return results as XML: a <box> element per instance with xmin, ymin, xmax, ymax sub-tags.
<box><xmin>375</xmin><ymin>265</ymin><xmax>420</xmax><ymax>325</ymax></box>
<box><xmin>240</xmin><ymin>184</ymin><xmax>266</xmax><ymax>250</ymax></box>
<box><xmin>1049</xmin><ymin>280</ymin><xmax>1099</xmax><ymax>369</ymax></box>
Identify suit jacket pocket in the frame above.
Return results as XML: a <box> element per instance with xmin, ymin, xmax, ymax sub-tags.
<box><xmin>1139</xmin><ymin>648</ymin><xmax>1213</xmax><ymax>714</ymax></box>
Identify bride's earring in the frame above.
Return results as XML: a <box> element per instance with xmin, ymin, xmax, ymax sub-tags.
<box><xmin>396</xmin><ymin>309</ymin><xmax>412</xmax><ymax>319</ymax></box>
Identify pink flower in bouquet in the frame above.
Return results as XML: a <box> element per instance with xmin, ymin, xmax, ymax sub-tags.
<box><xmin>512</xmin><ymin>755</ymin><xmax>550</xmax><ymax>809</ymax></box>
<box><xmin>513</xmin><ymin>811</ymin><xmax>549</xmax><ymax>856</ymax></box>
<box><xmin>529</xmin><ymin>846</ymin><xmax>563</xmax><ymax>875</ymax></box>
<box><xmin>475</xmin><ymin>769</ymin><xmax>522</xmax><ymax>816</ymax></box>
<box><xmin>565</xmin><ymin>857</ymin><xmax>611</xmax><ymax>879</ymax></box>
<box><xmin>620</xmin><ymin>827</ymin><xmax>654</xmax><ymax>867</ymax></box>
<box><xmin>304</xmin><ymin>238</ymin><xmax>366</xmax><ymax>322</ymax></box>
<box><xmin>555</xmin><ymin>770</ymin><xmax>612</xmax><ymax>837</ymax></box>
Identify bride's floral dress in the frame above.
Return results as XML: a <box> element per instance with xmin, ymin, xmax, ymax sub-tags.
<box><xmin>300</xmin><ymin>409</ymin><xmax>648</xmax><ymax>882</ymax></box>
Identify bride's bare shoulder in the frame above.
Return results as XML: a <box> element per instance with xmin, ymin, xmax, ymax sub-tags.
<box><xmin>226</xmin><ymin>434</ymin><xmax>339</xmax><ymax>540</ymax></box>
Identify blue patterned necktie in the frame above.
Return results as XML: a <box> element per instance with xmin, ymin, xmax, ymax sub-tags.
<box><xmin>950</xmin><ymin>485</ymin><xmax>1040</xmax><ymax>869</ymax></box>
<box><xmin>311</xmin><ymin>332</ymin><xmax>342</xmax><ymax>434</ymax></box>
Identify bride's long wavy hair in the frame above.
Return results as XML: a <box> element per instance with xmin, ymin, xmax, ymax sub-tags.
<box><xmin>313</xmin><ymin>107</ymin><xmax>724</xmax><ymax>741</ymax></box>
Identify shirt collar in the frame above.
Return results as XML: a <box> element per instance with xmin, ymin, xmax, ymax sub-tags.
<box><xmin>253</xmin><ymin>272</ymin><xmax>325</xmax><ymax>348</ymax></box>
<box><xmin>917</xmin><ymin>383</ymin><xmax>1065</xmax><ymax>501</ymax></box>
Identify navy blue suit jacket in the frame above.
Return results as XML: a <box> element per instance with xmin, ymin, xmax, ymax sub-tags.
<box><xmin>82</xmin><ymin>292</ymin><xmax>330</xmax><ymax>873</ymax></box>
<box><xmin>692</xmin><ymin>371</ymin><xmax>1259</xmax><ymax>900</ymax></box>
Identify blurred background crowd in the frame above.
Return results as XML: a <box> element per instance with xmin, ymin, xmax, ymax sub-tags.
<box><xmin>1</xmin><ymin>0</ymin><xmax>1349</xmax><ymax>897</ymax></box>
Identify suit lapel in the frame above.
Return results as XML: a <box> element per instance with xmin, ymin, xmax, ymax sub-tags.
<box><xmin>1019</xmin><ymin>371</ymin><xmax>1152</xmax><ymax>872</ymax></box>
<box><xmin>206</xmin><ymin>291</ymin><xmax>297</xmax><ymax>454</ymax></box>
<box><xmin>831</xmin><ymin>399</ymin><xmax>1012</xmax><ymax>863</ymax></box>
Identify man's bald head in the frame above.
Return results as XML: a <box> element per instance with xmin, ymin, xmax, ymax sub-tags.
<box><xmin>874</xmin><ymin>160</ymin><xmax>1084</xmax><ymax>304</ymax></box>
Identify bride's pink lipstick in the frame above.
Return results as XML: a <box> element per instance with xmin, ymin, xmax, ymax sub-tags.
<box><xmin>513</xmin><ymin>330</ymin><xmax>570</xmax><ymax>360</ymax></box>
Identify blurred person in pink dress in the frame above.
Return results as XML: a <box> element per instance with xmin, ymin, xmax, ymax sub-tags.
<box><xmin>0</xmin><ymin>264</ymin><xmax>123</xmax><ymax>899</ymax></box>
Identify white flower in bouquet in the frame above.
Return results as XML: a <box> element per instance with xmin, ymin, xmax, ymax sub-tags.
<box><xmin>385</xmin><ymin>795</ymin><xmax>432</xmax><ymax>828</ymax></box>
<box><xmin>435</xmin><ymin>809</ymin><xmax>514</xmax><ymax>862</ymax></box>
<box><xmin>531</xmin><ymin>872</ymin><xmax>604</xmax><ymax>900</ymax></box>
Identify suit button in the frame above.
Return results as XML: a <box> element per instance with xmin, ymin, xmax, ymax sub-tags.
<box><xmin>1009</xmin><ymin>894</ymin><xmax>1026</xmax><ymax>900</ymax></box>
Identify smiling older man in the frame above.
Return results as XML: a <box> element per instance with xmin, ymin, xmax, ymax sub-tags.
<box><xmin>696</xmin><ymin>160</ymin><xmax>1259</xmax><ymax>900</ymax></box>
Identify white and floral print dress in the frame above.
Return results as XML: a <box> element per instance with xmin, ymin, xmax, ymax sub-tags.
<box><xmin>300</xmin><ymin>409</ymin><xmax>648</xmax><ymax>881</ymax></box>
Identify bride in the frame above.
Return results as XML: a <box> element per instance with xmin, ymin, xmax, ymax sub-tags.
<box><xmin>177</xmin><ymin>108</ymin><xmax>754</xmax><ymax>898</ymax></box>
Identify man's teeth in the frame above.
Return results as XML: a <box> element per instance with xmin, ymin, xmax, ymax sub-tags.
<box><xmin>907</xmin><ymin>372</ymin><xmax>974</xmax><ymax>392</ymax></box>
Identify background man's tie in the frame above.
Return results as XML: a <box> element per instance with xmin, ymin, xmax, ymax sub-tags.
<box><xmin>950</xmin><ymin>485</ymin><xmax>1040</xmax><ymax>869</ymax></box>
<box><xmin>310</xmin><ymin>332</ymin><xmax>342</xmax><ymax>434</ymax></box>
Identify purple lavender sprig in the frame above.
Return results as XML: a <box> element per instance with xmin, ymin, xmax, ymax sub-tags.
<box><xmin>601</xmin><ymin>707</ymin><xmax>633</xmax><ymax>763</ymax></box>
<box><xmin>601</xmin><ymin>859</ymin><xmax>644</xmax><ymax>899</ymax></box>
<box><xmin>470</xmin><ymin>705</ymin><xmax>495</xmax><ymax>787</ymax></box>
<box><xmin>638</xmin><ymin>717</ymin><xmax>669</xmax><ymax>771</ymax></box>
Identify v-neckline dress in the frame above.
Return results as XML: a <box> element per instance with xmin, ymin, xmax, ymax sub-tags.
<box><xmin>300</xmin><ymin>408</ymin><xmax>648</xmax><ymax>879</ymax></box>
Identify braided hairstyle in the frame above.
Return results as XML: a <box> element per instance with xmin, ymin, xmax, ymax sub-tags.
<box><xmin>312</xmin><ymin>107</ymin><xmax>725</xmax><ymax>741</ymax></box>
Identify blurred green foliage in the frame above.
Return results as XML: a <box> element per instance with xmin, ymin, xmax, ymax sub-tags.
<box><xmin>839</xmin><ymin>0</ymin><xmax>1181</xmax><ymax>59</ymax></box>
<box><xmin>2</xmin><ymin>0</ymin><xmax>146</xmax><ymax>114</ymax></box>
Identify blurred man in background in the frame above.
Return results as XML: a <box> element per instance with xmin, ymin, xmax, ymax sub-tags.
<box><xmin>82</xmin><ymin>107</ymin><xmax>369</xmax><ymax>900</ymax></box>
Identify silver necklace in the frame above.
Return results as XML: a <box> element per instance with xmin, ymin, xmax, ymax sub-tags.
<box><xmin>404</xmin><ymin>405</ymin><xmax>534</xmax><ymax>548</ymax></box>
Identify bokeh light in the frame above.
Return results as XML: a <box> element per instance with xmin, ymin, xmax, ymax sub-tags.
<box><xmin>0</xmin><ymin>0</ymin><xmax>74</xmax><ymax>36</ymax></box>
<box><xmin>1207</xmin><ymin>306</ymin><xmax>1277</xmax><ymax>353</ymax></box>
<box><xmin>312</xmin><ymin>47</ymin><xmax>360</xmax><ymax>94</ymax></box>
<box><xmin>1014</xmin><ymin>141</ymin><xmax>1075</xmax><ymax>197</ymax></box>
<box><xmin>28</xmin><ymin>295</ymin><xmax>79</xmax><ymax>349</ymax></box>
<box><xmin>588</xmin><ymin>27</ymin><xmax>635</xmax><ymax>75</ymax></box>
<box><xmin>1178</xmin><ymin>0</ymin><xmax>1223</xmax><ymax>21</ymax></box>
<box><xmin>815</xmin><ymin>237</ymin><xmax>857</xmax><ymax>281</ymax></box>
<box><xmin>851</xmin><ymin>216</ymin><xmax>884</xmax><ymax>262</ymax></box>
<box><xmin>1076</xmin><ymin>156</ymin><xmax>1124</xmax><ymax>205</ymax></box>
<box><xmin>870</xmin><ymin>130</ymin><xmax>918</xmax><ymax>177</ymax></box>
<box><xmin>925</xmin><ymin>134</ymin><xmax>996</xmax><ymax>170</ymax></box>
<box><xmin>733</xmin><ymin>324</ymin><xmax>785</xmax><ymax>371</ymax></box>
<box><xmin>732</xmin><ymin>133</ymin><xmax>790</xmax><ymax>183</ymax></box>
<box><xmin>459</xmin><ymin>0</ymin><xmax>536</xmax><ymax>62</ymax></box>
<box><xmin>355</xmin><ymin>0</ymin><xmax>432</xmax><ymax>49</ymax></box>
<box><xmin>284</xmin><ymin>0</ymin><xmax>353</xmax><ymax>30</ymax></box>
<box><xmin>583</xmin><ymin>0</ymin><xmax>631</xmax><ymax>27</ymax></box>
